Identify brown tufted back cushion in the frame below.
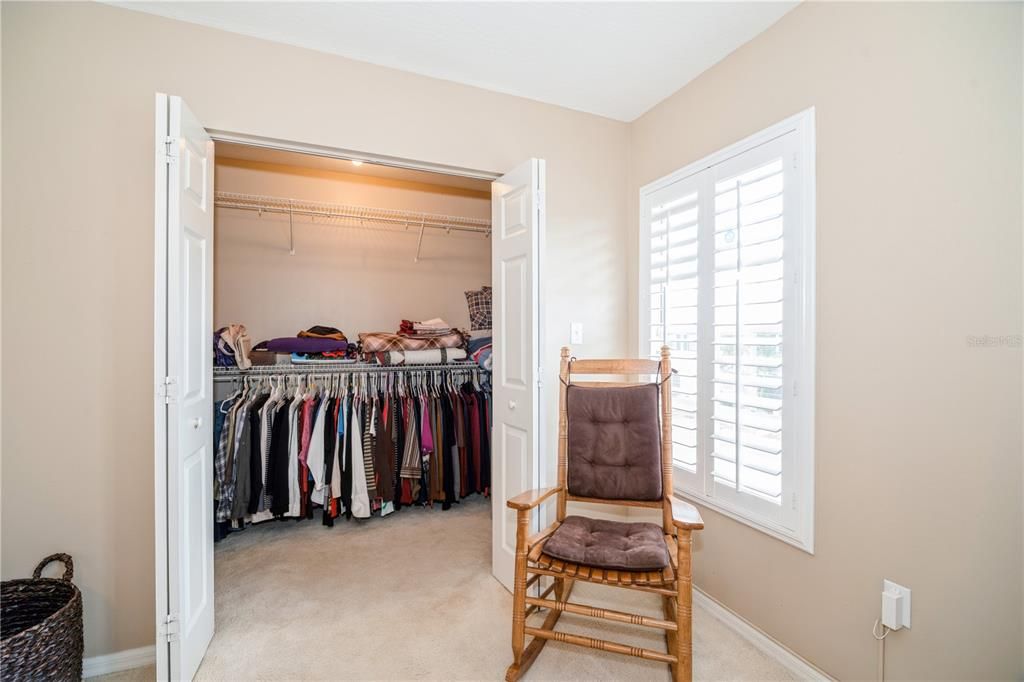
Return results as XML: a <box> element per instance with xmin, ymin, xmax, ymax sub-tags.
<box><xmin>566</xmin><ymin>384</ymin><xmax>663</xmax><ymax>501</ymax></box>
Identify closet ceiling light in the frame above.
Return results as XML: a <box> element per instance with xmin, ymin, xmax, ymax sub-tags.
<box><xmin>351</xmin><ymin>159</ymin><xmax>364</xmax><ymax>167</ymax></box>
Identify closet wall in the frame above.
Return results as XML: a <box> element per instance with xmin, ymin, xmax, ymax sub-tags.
<box><xmin>214</xmin><ymin>157</ymin><xmax>491</xmax><ymax>340</ymax></box>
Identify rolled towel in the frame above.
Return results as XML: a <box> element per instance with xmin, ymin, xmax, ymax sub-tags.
<box><xmin>377</xmin><ymin>348</ymin><xmax>468</xmax><ymax>365</ymax></box>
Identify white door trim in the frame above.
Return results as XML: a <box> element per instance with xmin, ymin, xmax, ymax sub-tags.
<box><xmin>153</xmin><ymin>92</ymin><xmax>171</xmax><ymax>682</ymax></box>
<box><xmin>206</xmin><ymin>129</ymin><xmax>501</xmax><ymax>181</ymax></box>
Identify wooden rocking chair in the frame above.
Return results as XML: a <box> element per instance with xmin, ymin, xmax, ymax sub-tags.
<box><xmin>505</xmin><ymin>346</ymin><xmax>704</xmax><ymax>681</ymax></box>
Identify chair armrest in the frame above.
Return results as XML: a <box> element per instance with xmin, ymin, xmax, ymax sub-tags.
<box><xmin>507</xmin><ymin>486</ymin><xmax>562</xmax><ymax>511</ymax></box>
<box><xmin>671</xmin><ymin>496</ymin><xmax>705</xmax><ymax>530</ymax></box>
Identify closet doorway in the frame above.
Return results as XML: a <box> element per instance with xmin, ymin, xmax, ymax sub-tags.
<box><xmin>153</xmin><ymin>93</ymin><xmax>545</xmax><ymax>681</ymax></box>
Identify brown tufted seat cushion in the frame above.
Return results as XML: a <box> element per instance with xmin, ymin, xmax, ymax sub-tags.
<box><xmin>566</xmin><ymin>384</ymin><xmax>663</xmax><ymax>501</ymax></box>
<box><xmin>543</xmin><ymin>515</ymin><xmax>670</xmax><ymax>571</ymax></box>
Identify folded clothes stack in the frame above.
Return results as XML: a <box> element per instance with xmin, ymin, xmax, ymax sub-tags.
<box><xmin>252</xmin><ymin>325</ymin><xmax>351</xmax><ymax>364</ymax></box>
<box><xmin>359</xmin><ymin>330</ymin><xmax>466</xmax><ymax>355</ymax></box>
<box><xmin>291</xmin><ymin>352</ymin><xmax>356</xmax><ymax>365</ymax></box>
<box><xmin>398</xmin><ymin>317</ymin><xmax>455</xmax><ymax>338</ymax></box>
<box><xmin>257</xmin><ymin>337</ymin><xmax>348</xmax><ymax>353</ymax></box>
<box><xmin>298</xmin><ymin>325</ymin><xmax>348</xmax><ymax>342</ymax></box>
<box><xmin>468</xmin><ymin>335</ymin><xmax>493</xmax><ymax>371</ymax></box>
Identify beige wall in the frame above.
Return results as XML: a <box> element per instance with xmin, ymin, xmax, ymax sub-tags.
<box><xmin>628</xmin><ymin>2</ymin><xmax>1023</xmax><ymax>679</ymax></box>
<box><xmin>0</xmin><ymin>1</ymin><xmax>629</xmax><ymax>657</ymax></box>
<box><xmin>214</xmin><ymin>159</ymin><xmax>491</xmax><ymax>339</ymax></box>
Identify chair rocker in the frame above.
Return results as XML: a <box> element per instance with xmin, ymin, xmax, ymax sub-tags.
<box><xmin>505</xmin><ymin>346</ymin><xmax>704</xmax><ymax>681</ymax></box>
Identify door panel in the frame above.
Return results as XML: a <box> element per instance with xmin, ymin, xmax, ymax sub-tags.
<box><xmin>501</xmin><ymin>423</ymin><xmax>529</xmax><ymax>561</ymax></box>
<box><xmin>501</xmin><ymin>256</ymin><xmax>527</xmax><ymax>387</ymax></box>
<box><xmin>156</xmin><ymin>93</ymin><xmax>215</xmax><ymax>682</ymax></box>
<box><xmin>183</xmin><ymin>231</ymin><xmax>207</xmax><ymax>399</ymax></box>
<box><xmin>491</xmin><ymin>159</ymin><xmax>545</xmax><ymax>591</ymax></box>
<box><xmin>183</xmin><ymin>444</ymin><xmax>209</xmax><ymax>627</ymax></box>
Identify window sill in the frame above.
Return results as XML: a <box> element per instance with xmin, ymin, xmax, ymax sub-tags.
<box><xmin>674</xmin><ymin>487</ymin><xmax>814</xmax><ymax>555</ymax></box>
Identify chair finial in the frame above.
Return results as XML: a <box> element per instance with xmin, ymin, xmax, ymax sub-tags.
<box><xmin>561</xmin><ymin>346</ymin><xmax>571</xmax><ymax>360</ymax></box>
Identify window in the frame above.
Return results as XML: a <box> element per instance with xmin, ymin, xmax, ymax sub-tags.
<box><xmin>639</xmin><ymin>109</ymin><xmax>815</xmax><ymax>552</ymax></box>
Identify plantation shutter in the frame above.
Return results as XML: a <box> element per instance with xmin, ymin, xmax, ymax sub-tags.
<box><xmin>707</xmin><ymin>140</ymin><xmax>789</xmax><ymax>519</ymax></box>
<box><xmin>644</xmin><ymin>175</ymin><xmax>702</xmax><ymax>484</ymax></box>
<box><xmin>640</xmin><ymin>115</ymin><xmax>814</xmax><ymax>547</ymax></box>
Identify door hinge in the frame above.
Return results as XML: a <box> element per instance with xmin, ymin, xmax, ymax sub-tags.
<box><xmin>537</xmin><ymin>366</ymin><xmax>543</xmax><ymax>389</ymax></box>
<box><xmin>158</xmin><ymin>376</ymin><xmax>178</xmax><ymax>404</ymax></box>
<box><xmin>159</xmin><ymin>613</ymin><xmax>180</xmax><ymax>643</ymax></box>
<box><xmin>535</xmin><ymin>189</ymin><xmax>545</xmax><ymax>215</ymax></box>
<box><xmin>164</xmin><ymin>136</ymin><xmax>177</xmax><ymax>165</ymax></box>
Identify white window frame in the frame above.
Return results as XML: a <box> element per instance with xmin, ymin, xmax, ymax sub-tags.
<box><xmin>638</xmin><ymin>108</ymin><xmax>816</xmax><ymax>553</ymax></box>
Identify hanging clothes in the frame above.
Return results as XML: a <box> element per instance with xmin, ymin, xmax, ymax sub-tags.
<box><xmin>213</xmin><ymin>367</ymin><xmax>491</xmax><ymax>542</ymax></box>
<box><xmin>349</xmin><ymin>398</ymin><xmax>371</xmax><ymax>519</ymax></box>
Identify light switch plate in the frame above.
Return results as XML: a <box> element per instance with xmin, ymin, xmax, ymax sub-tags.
<box><xmin>882</xmin><ymin>579</ymin><xmax>911</xmax><ymax>629</ymax></box>
<box><xmin>570</xmin><ymin>322</ymin><xmax>584</xmax><ymax>344</ymax></box>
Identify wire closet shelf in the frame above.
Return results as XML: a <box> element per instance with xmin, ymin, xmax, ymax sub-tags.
<box><xmin>214</xmin><ymin>191</ymin><xmax>491</xmax><ymax>236</ymax></box>
<box><xmin>213</xmin><ymin>361</ymin><xmax>488</xmax><ymax>381</ymax></box>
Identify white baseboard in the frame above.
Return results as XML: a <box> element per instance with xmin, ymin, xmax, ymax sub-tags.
<box><xmin>82</xmin><ymin>645</ymin><xmax>155</xmax><ymax>678</ymax></box>
<box><xmin>693</xmin><ymin>587</ymin><xmax>833</xmax><ymax>681</ymax></box>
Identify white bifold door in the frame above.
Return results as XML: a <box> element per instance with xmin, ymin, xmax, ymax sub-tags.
<box><xmin>154</xmin><ymin>93</ymin><xmax>215</xmax><ymax>681</ymax></box>
<box><xmin>491</xmin><ymin>159</ymin><xmax>546</xmax><ymax>591</ymax></box>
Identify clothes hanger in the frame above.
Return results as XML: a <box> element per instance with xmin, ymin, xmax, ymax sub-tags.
<box><xmin>220</xmin><ymin>385</ymin><xmax>238</xmax><ymax>413</ymax></box>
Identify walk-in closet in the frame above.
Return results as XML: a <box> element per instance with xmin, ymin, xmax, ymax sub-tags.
<box><xmin>151</xmin><ymin>93</ymin><xmax>543</xmax><ymax>679</ymax></box>
<box><xmin>208</xmin><ymin>143</ymin><xmax>497</xmax><ymax>621</ymax></box>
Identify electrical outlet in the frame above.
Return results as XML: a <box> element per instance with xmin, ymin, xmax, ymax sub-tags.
<box><xmin>881</xmin><ymin>579</ymin><xmax>911</xmax><ymax>630</ymax></box>
<box><xmin>570</xmin><ymin>322</ymin><xmax>584</xmax><ymax>344</ymax></box>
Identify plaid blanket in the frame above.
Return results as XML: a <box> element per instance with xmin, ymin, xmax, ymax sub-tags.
<box><xmin>358</xmin><ymin>331</ymin><xmax>466</xmax><ymax>353</ymax></box>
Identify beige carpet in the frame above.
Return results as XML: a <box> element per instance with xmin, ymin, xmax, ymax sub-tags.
<box><xmin>97</xmin><ymin>497</ymin><xmax>794</xmax><ymax>681</ymax></box>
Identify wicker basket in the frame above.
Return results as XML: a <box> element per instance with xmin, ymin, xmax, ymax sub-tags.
<box><xmin>1</xmin><ymin>554</ymin><xmax>84</xmax><ymax>680</ymax></box>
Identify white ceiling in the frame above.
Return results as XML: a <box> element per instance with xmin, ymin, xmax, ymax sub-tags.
<box><xmin>112</xmin><ymin>2</ymin><xmax>797</xmax><ymax>122</ymax></box>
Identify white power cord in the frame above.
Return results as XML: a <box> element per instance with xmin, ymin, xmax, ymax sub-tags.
<box><xmin>872</xmin><ymin>619</ymin><xmax>891</xmax><ymax>681</ymax></box>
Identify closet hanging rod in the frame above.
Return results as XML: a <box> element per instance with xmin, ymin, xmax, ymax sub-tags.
<box><xmin>214</xmin><ymin>191</ymin><xmax>491</xmax><ymax>236</ymax></box>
